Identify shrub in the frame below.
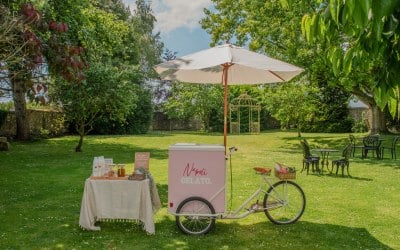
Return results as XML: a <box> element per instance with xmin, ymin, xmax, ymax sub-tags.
<box><xmin>352</xmin><ymin>113</ymin><xmax>369</xmax><ymax>133</ymax></box>
<box><xmin>91</xmin><ymin>88</ymin><xmax>153</xmax><ymax>135</ymax></box>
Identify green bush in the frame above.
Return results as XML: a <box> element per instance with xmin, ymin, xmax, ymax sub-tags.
<box><xmin>301</xmin><ymin>116</ymin><xmax>353</xmax><ymax>133</ymax></box>
<box><xmin>352</xmin><ymin>114</ymin><xmax>368</xmax><ymax>133</ymax></box>
<box><xmin>91</xmin><ymin>88</ymin><xmax>153</xmax><ymax>135</ymax></box>
<box><xmin>326</xmin><ymin>117</ymin><xmax>354</xmax><ymax>132</ymax></box>
<box><xmin>208</xmin><ymin>108</ymin><xmax>223</xmax><ymax>132</ymax></box>
<box><xmin>122</xmin><ymin>88</ymin><xmax>153</xmax><ymax>134</ymax></box>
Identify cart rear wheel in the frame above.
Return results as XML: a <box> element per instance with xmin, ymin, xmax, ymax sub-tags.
<box><xmin>175</xmin><ymin>196</ymin><xmax>215</xmax><ymax>235</ymax></box>
<box><xmin>263</xmin><ymin>180</ymin><xmax>306</xmax><ymax>224</ymax></box>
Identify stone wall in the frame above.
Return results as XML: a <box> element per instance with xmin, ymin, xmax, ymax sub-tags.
<box><xmin>349</xmin><ymin>107</ymin><xmax>371</xmax><ymax>128</ymax></box>
<box><xmin>0</xmin><ymin>109</ymin><xmax>66</xmax><ymax>138</ymax></box>
<box><xmin>151</xmin><ymin>112</ymin><xmax>202</xmax><ymax>131</ymax></box>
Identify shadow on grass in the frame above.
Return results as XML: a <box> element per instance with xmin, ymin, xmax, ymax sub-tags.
<box><xmin>156</xmin><ymin>183</ymin><xmax>168</xmax><ymax>206</ymax></box>
<box><xmin>82</xmin><ymin>217</ymin><xmax>393</xmax><ymax>250</ymax></box>
<box><xmin>31</xmin><ymin>136</ymin><xmax>170</xmax><ymax>161</ymax></box>
<box><xmin>208</xmin><ymin>220</ymin><xmax>393</xmax><ymax>249</ymax></box>
<box><xmin>321</xmin><ymin>173</ymin><xmax>373</xmax><ymax>181</ymax></box>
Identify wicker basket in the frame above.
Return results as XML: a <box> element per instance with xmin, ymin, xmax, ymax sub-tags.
<box><xmin>274</xmin><ymin>169</ymin><xmax>296</xmax><ymax>180</ymax></box>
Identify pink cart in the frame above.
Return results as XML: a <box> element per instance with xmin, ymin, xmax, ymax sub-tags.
<box><xmin>168</xmin><ymin>144</ymin><xmax>306</xmax><ymax>235</ymax></box>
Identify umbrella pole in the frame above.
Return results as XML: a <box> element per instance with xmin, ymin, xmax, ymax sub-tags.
<box><xmin>223</xmin><ymin>64</ymin><xmax>229</xmax><ymax>154</ymax></box>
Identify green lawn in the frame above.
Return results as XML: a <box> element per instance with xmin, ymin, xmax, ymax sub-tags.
<box><xmin>0</xmin><ymin>131</ymin><xmax>399</xmax><ymax>249</ymax></box>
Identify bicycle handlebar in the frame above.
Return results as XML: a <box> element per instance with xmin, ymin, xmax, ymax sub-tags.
<box><xmin>229</xmin><ymin>146</ymin><xmax>238</xmax><ymax>153</ymax></box>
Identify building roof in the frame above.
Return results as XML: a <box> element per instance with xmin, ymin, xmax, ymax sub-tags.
<box><xmin>348</xmin><ymin>98</ymin><xmax>368</xmax><ymax>109</ymax></box>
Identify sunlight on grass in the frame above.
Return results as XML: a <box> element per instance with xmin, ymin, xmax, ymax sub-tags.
<box><xmin>0</xmin><ymin>131</ymin><xmax>399</xmax><ymax>249</ymax></box>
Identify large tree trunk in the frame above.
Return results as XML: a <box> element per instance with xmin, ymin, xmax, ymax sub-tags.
<box><xmin>12</xmin><ymin>77</ymin><xmax>30</xmax><ymax>140</ymax></box>
<box><xmin>352</xmin><ymin>90</ymin><xmax>387</xmax><ymax>134</ymax></box>
<box><xmin>369</xmin><ymin>105</ymin><xmax>387</xmax><ymax>134</ymax></box>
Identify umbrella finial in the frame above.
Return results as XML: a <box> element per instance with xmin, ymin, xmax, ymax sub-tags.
<box><xmin>225</xmin><ymin>34</ymin><xmax>230</xmax><ymax>44</ymax></box>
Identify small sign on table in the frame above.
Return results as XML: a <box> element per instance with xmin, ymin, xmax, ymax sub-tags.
<box><xmin>135</xmin><ymin>152</ymin><xmax>150</xmax><ymax>171</ymax></box>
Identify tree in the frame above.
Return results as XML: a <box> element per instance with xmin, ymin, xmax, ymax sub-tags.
<box><xmin>262</xmin><ymin>82</ymin><xmax>319</xmax><ymax>137</ymax></box>
<box><xmin>0</xmin><ymin>5</ymin><xmax>24</xmax><ymax>70</ymax></box>
<box><xmin>1</xmin><ymin>2</ymin><xmax>87</xmax><ymax>140</ymax></box>
<box><xmin>131</xmin><ymin>0</ymin><xmax>164</xmax><ymax>77</ymax></box>
<box><xmin>201</xmin><ymin>0</ymin><xmax>352</xmax><ymax>133</ymax></box>
<box><xmin>53</xmin><ymin>63</ymin><xmax>137</xmax><ymax>152</ymax></box>
<box><xmin>152</xmin><ymin>48</ymin><xmax>178</xmax><ymax>112</ymax></box>
<box><xmin>163</xmin><ymin>83</ymin><xmax>224</xmax><ymax>132</ymax></box>
<box><xmin>90</xmin><ymin>81</ymin><xmax>153</xmax><ymax>135</ymax></box>
<box><xmin>201</xmin><ymin>0</ymin><xmax>314</xmax><ymax>66</ymax></box>
<box><xmin>300</xmin><ymin>0</ymin><xmax>400</xmax><ymax>133</ymax></box>
<box><xmin>48</xmin><ymin>0</ymin><xmax>162</xmax><ymax>149</ymax></box>
<box><xmin>92</xmin><ymin>0</ymin><xmax>131</xmax><ymax>21</ymax></box>
<box><xmin>2</xmin><ymin>0</ymin><xmax>162</xmax><ymax>145</ymax></box>
<box><xmin>0</xmin><ymin>5</ymin><xmax>23</xmax><ymax>101</ymax></box>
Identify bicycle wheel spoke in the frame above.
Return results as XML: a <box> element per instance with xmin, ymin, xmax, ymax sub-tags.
<box><xmin>263</xmin><ymin>181</ymin><xmax>306</xmax><ymax>224</ymax></box>
<box><xmin>176</xmin><ymin>197</ymin><xmax>215</xmax><ymax>235</ymax></box>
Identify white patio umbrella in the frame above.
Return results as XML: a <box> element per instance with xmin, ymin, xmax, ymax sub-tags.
<box><xmin>155</xmin><ymin>43</ymin><xmax>304</xmax><ymax>152</ymax></box>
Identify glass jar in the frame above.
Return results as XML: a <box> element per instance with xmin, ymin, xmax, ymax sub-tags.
<box><xmin>117</xmin><ymin>164</ymin><xmax>125</xmax><ymax>177</ymax></box>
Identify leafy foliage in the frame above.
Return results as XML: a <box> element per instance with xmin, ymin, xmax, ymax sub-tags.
<box><xmin>1</xmin><ymin>1</ymin><xmax>88</xmax><ymax>140</ymax></box>
<box><xmin>163</xmin><ymin>83</ymin><xmax>224</xmax><ymax>132</ymax></box>
<box><xmin>301</xmin><ymin>0</ymin><xmax>400</xmax><ymax>119</ymax></box>
<box><xmin>0</xmin><ymin>5</ymin><xmax>24</xmax><ymax>67</ymax></box>
<box><xmin>2</xmin><ymin>0</ymin><xmax>162</xmax><ymax>144</ymax></box>
<box><xmin>52</xmin><ymin>63</ymin><xmax>137</xmax><ymax>151</ymax></box>
<box><xmin>131</xmin><ymin>0</ymin><xmax>164</xmax><ymax>77</ymax></box>
<box><xmin>91</xmin><ymin>86</ymin><xmax>153</xmax><ymax>135</ymax></box>
<box><xmin>201</xmin><ymin>0</ymin><xmax>353</xmax><ymax>133</ymax></box>
<box><xmin>262</xmin><ymin>82</ymin><xmax>319</xmax><ymax>136</ymax></box>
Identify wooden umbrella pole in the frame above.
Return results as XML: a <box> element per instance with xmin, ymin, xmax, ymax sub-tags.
<box><xmin>222</xmin><ymin>63</ymin><xmax>232</xmax><ymax>154</ymax></box>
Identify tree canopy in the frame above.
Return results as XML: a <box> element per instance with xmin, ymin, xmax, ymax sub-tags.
<box><xmin>201</xmin><ymin>0</ymin><xmax>353</xmax><ymax>133</ymax></box>
<box><xmin>1</xmin><ymin>0</ymin><xmax>163</xmax><ymax>149</ymax></box>
<box><xmin>300</xmin><ymin>0</ymin><xmax>400</xmax><ymax>120</ymax></box>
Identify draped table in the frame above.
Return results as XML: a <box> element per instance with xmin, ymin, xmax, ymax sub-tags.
<box><xmin>79</xmin><ymin>177</ymin><xmax>161</xmax><ymax>234</ymax></box>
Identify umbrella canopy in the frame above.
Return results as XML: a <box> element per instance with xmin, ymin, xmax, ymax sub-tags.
<box><xmin>155</xmin><ymin>44</ymin><xmax>304</xmax><ymax>151</ymax></box>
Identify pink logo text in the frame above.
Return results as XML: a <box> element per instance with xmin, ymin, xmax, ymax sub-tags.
<box><xmin>183</xmin><ymin>163</ymin><xmax>207</xmax><ymax>177</ymax></box>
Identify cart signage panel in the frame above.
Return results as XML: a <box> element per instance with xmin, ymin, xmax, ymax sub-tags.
<box><xmin>168</xmin><ymin>144</ymin><xmax>226</xmax><ymax>213</ymax></box>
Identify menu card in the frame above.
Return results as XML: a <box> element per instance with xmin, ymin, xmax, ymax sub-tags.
<box><xmin>135</xmin><ymin>152</ymin><xmax>150</xmax><ymax>170</ymax></box>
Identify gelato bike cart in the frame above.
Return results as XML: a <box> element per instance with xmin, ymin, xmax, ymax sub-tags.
<box><xmin>168</xmin><ymin>144</ymin><xmax>306</xmax><ymax>235</ymax></box>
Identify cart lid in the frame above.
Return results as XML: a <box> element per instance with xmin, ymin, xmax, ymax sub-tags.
<box><xmin>169</xmin><ymin>143</ymin><xmax>224</xmax><ymax>151</ymax></box>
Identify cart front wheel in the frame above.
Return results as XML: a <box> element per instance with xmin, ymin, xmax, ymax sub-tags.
<box><xmin>263</xmin><ymin>180</ymin><xmax>306</xmax><ymax>224</ymax></box>
<box><xmin>175</xmin><ymin>196</ymin><xmax>215</xmax><ymax>235</ymax></box>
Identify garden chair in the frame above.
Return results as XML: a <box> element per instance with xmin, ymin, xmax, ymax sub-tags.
<box><xmin>300</xmin><ymin>139</ymin><xmax>320</xmax><ymax>175</ymax></box>
<box><xmin>380</xmin><ymin>136</ymin><xmax>399</xmax><ymax>159</ymax></box>
<box><xmin>362</xmin><ymin>135</ymin><xmax>382</xmax><ymax>159</ymax></box>
<box><xmin>331</xmin><ymin>143</ymin><xmax>353</xmax><ymax>176</ymax></box>
<box><xmin>348</xmin><ymin>134</ymin><xmax>364</xmax><ymax>157</ymax></box>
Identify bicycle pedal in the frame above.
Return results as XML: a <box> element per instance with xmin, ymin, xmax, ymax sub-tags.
<box><xmin>249</xmin><ymin>203</ymin><xmax>264</xmax><ymax>212</ymax></box>
<box><xmin>266</xmin><ymin>201</ymin><xmax>280</xmax><ymax>208</ymax></box>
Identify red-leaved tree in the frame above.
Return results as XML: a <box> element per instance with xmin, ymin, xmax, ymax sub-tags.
<box><xmin>2</xmin><ymin>2</ymin><xmax>87</xmax><ymax>140</ymax></box>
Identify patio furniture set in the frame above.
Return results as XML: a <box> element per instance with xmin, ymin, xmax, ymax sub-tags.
<box><xmin>300</xmin><ymin>135</ymin><xmax>399</xmax><ymax>177</ymax></box>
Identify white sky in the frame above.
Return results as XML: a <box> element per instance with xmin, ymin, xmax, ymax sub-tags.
<box><xmin>124</xmin><ymin>0</ymin><xmax>212</xmax><ymax>33</ymax></box>
<box><xmin>123</xmin><ymin>0</ymin><xmax>213</xmax><ymax>56</ymax></box>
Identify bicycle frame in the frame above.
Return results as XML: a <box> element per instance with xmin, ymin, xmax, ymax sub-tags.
<box><xmin>171</xmin><ymin>173</ymin><xmax>286</xmax><ymax>219</ymax></box>
<box><xmin>222</xmin><ymin>174</ymin><xmax>277</xmax><ymax>218</ymax></box>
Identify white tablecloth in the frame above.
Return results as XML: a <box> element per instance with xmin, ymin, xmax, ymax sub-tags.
<box><xmin>79</xmin><ymin>178</ymin><xmax>161</xmax><ymax>234</ymax></box>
